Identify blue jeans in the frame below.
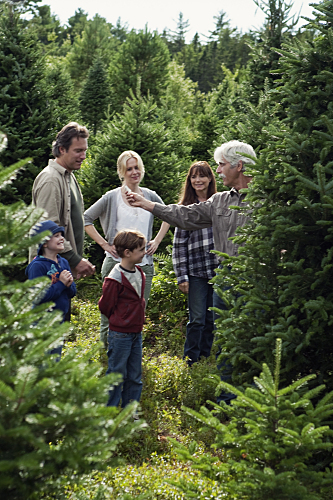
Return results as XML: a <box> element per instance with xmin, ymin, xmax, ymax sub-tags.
<box><xmin>213</xmin><ymin>289</ymin><xmax>236</xmax><ymax>405</ymax></box>
<box><xmin>106</xmin><ymin>330</ymin><xmax>143</xmax><ymax>407</ymax></box>
<box><xmin>183</xmin><ymin>275</ymin><xmax>215</xmax><ymax>366</ymax></box>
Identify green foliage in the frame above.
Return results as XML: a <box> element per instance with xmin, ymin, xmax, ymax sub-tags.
<box><xmin>64</xmin><ymin>454</ymin><xmax>223</xmax><ymax>500</ymax></box>
<box><xmin>247</xmin><ymin>0</ymin><xmax>298</xmax><ymax>102</ymax></box>
<box><xmin>145</xmin><ymin>250</ymin><xmax>187</xmax><ymax>356</ymax></box>
<box><xmin>109</xmin><ymin>27</ymin><xmax>170</xmax><ymax>112</ymax></box>
<box><xmin>66</xmin><ymin>14</ymin><xmax>117</xmax><ymax>83</ymax></box>
<box><xmin>175</xmin><ymin>12</ymin><xmax>252</xmax><ymax>93</ymax></box>
<box><xmin>64</xmin><ymin>8</ymin><xmax>88</xmax><ymax>44</ymax></box>
<box><xmin>172</xmin><ymin>340</ymin><xmax>333</xmax><ymax>499</ymax></box>
<box><xmin>0</xmin><ymin>159</ymin><xmax>143</xmax><ymax>499</ymax></box>
<box><xmin>0</xmin><ymin>6</ymin><xmax>55</xmax><ymax>204</ymax></box>
<box><xmin>79</xmin><ymin>58</ymin><xmax>111</xmax><ymax>135</ymax></box>
<box><xmin>44</xmin><ymin>62</ymin><xmax>81</xmax><ymax>128</ymax></box>
<box><xmin>28</xmin><ymin>4</ymin><xmax>65</xmax><ymax>51</ymax></box>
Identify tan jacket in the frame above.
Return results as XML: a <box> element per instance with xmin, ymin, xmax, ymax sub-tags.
<box><xmin>30</xmin><ymin>159</ymin><xmax>84</xmax><ymax>262</ymax></box>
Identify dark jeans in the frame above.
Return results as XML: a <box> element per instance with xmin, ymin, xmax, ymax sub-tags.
<box><xmin>106</xmin><ymin>330</ymin><xmax>143</xmax><ymax>407</ymax></box>
<box><xmin>184</xmin><ymin>275</ymin><xmax>214</xmax><ymax>365</ymax></box>
<box><xmin>213</xmin><ymin>289</ymin><xmax>236</xmax><ymax>405</ymax></box>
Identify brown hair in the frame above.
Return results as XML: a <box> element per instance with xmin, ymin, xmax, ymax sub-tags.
<box><xmin>113</xmin><ymin>229</ymin><xmax>146</xmax><ymax>258</ymax></box>
<box><xmin>178</xmin><ymin>161</ymin><xmax>217</xmax><ymax>206</ymax></box>
<box><xmin>52</xmin><ymin>122</ymin><xmax>89</xmax><ymax>157</ymax></box>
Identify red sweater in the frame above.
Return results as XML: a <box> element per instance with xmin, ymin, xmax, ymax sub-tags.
<box><xmin>98</xmin><ymin>266</ymin><xmax>146</xmax><ymax>333</ymax></box>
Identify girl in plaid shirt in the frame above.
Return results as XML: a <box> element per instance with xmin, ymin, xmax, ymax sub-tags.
<box><xmin>172</xmin><ymin>161</ymin><xmax>218</xmax><ymax>366</ymax></box>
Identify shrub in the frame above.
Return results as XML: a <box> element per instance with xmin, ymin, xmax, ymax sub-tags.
<box><xmin>64</xmin><ymin>453</ymin><xmax>224</xmax><ymax>500</ymax></box>
<box><xmin>144</xmin><ymin>250</ymin><xmax>187</xmax><ymax>356</ymax></box>
<box><xmin>171</xmin><ymin>339</ymin><xmax>333</xmax><ymax>500</ymax></box>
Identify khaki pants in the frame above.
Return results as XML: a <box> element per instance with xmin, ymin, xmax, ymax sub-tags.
<box><xmin>100</xmin><ymin>256</ymin><xmax>154</xmax><ymax>349</ymax></box>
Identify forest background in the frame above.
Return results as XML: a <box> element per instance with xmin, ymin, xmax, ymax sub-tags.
<box><xmin>1</xmin><ymin>0</ymin><xmax>333</xmax><ymax>499</ymax></box>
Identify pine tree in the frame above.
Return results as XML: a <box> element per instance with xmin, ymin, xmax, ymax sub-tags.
<box><xmin>79</xmin><ymin>58</ymin><xmax>111</xmax><ymax>135</ymax></box>
<box><xmin>65</xmin><ymin>14</ymin><xmax>116</xmax><ymax>83</ymax></box>
<box><xmin>171</xmin><ymin>339</ymin><xmax>333</xmax><ymax>499</ymax></box>
<box><xmin>109</xmin><ymin>27</ymin><xmax>170</xmax><ymax>112</ymax></box>
<box><xmin>0</xmin><ymin>145</ymin><xmax>143</xmax><ymax>499</ymax></box>
<box><xmin>0</xmin><ymin>6</ymin><xmax>55</xmax><ymax>204</ymax></box>
<box><xmin>64</xmin><ymin>7</ymin><xmax>88</xmax><ymax>44</ymax></box>
<box><xmin>211</xmin><ymin>0</ymin><xmax>333</xmax><ymax>396</ymax></box>
<box><xmin>44</xmin><ymin>62</ymin><xmax>81</xmax><ymax>128</ymax></box>
<box><xmin>247</xmin><ymin>0</ymin><xmax>298</xmax><ymax>102</ymax></box>
<box><xmin>27</xmin><ymin>4</ymin><xmax>64</xmax><ymax>49</ymax></box>
<box><xmin>168</xmin><ymin>12</ymin><xmax>190</xmax><ymax>55</ymax></box>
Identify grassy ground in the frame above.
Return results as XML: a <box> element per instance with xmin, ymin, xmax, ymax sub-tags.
<box><xmin>61</xmin><ymin>264</ymin><xmax>227</xmax><ymax>499</ymax></box>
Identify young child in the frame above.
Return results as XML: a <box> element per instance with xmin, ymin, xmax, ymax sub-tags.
<box><xmin>99</xmin><ymin>229</ymin><xmax>146</xmax><ymax>408</ymax></box>
<box><xmin>26</xmin><ymin>220</ymin><xmax>77</xmax><ymax>356</ymax></box>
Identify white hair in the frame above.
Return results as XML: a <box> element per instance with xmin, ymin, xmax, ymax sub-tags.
<box><xmin>214</xmin><ymin>140</ymin><xmax>256</xmax><ymax>172</ymax></box>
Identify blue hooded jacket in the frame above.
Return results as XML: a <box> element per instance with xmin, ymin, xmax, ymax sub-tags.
<box><xmin>25</xmin><ymin>254</ymin><xmax>76</xmax><ymax>319</ymax></box>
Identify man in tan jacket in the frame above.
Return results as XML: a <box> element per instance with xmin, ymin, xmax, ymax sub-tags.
<box><xmin>31</xmin><ymin>122</ymin><xmax>95</xmax><ymax>280</ymax></box>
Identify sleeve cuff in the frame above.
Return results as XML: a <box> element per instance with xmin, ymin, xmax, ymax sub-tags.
<box><xmin>60</xmin><ymin>250</ymin><xmax>82</xmax><ymax>269</ymax></box>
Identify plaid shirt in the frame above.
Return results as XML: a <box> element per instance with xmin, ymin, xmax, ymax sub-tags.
<box><xmin>172</xmin><ymin>225</ymin><xmax>219</xmax><ymax>284</ymax></box>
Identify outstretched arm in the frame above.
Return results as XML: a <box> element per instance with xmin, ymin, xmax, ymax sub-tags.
<box><xmin>127</xmin><ymin>191</ymin><xmax>214</xmax><ymax>231</ymax></box>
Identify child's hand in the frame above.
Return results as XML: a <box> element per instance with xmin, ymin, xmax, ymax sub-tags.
<box><xmin>67</xmin><ymin>274</ymin><xmax>74</xmax><ymax>287</ymax></box>
<box><xmin>59</xmin><ymin>270</ymin><xmax>73</xmax><ymax>287</ymax></box>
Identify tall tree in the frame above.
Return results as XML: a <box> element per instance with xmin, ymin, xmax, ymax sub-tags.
<box><xmin>109</xmin><ymin>28</ymin><xmax>170</xmax><ymax>112</ymax></box>
<box><xmin>27</xmin><ymin>4</ymin><xmax>64</xmax><ymax>48</ymax></box>
<box><xmin>247</xmin><ymin>0</ymin><xmax>298</xmax><ymax>101</ymax></box>
<box><xmin>0</xmin><ymin>5</ymin><xmax>55</xmax><ymax>204</ymax></box>
<box><xmin>64</xmin><ymin>8</ymin><xmax>88</xmax><ymax>44</ymax></box>
<box><xmin>44</xmin><ymin>62</ymin><xmax>81</xmax><ymax>128</ymax></box>
<box><xmin>65</xmin><ymin>14</ymin><xmax>116</xmax><ymax>83</ymax></box>
<box><xmin>176</xmin><ymin>13</ymin><xmax>252</xmax><ymax>93</ymax></box>
<box><xmin>168</xmin><ymin>12</ymin><xmax>190</xmax><ymax>55</ymax></box>
<box><xmin>213</xmin><ymin>0</ymin><xmax>333</xmax><ymax>399</ymax></box>
<box><xmin>79</xmin><ymin>58</ymin><xmax>111</xmax><ymax>135</ymax></box>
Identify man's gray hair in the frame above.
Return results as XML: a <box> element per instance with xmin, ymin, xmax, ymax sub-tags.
<box><xmin>214</xmin><ymin>140</ymin><xmax>256</xmax><ymax>172</ymax></box>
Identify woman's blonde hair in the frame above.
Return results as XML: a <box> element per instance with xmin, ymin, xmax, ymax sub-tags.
<box><xmin>117</xmin><ymin>150</ymin><xmax>145</xmax><ymax>183</ymax></box>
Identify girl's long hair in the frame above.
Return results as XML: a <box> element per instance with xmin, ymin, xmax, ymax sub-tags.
<box><xmin>178</xmin><ymin>161</ymin><xmax>217</xmax><ymax>206</ymax></box>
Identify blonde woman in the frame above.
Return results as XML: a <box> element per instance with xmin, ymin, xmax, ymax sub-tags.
<box><xmin>84</xmin><ymin>150</ymin><xmax>169</xmax><ymax>348</ymax></box>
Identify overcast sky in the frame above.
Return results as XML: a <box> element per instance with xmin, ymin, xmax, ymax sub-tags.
<box><xmin>42</xmin><ymin>0</ymin><xmax>317</xmax><ymax>41</ymax></box>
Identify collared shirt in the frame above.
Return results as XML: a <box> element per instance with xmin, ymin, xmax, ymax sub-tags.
<box><xmin>172</xmin><ymin>226</ymin><xmax>218</xmax><ymax>284</ymax></box>
<box><xmin>153</xmin><ymin>188</ymin><xmax>250</xmax><ymax>262</ymax></box>
<box><xmin>31</xmin><ymin>159</ymin><xmax>84</xmax><ymax>268</ymax></box>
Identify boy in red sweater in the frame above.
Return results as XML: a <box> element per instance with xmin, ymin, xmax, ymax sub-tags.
<box><xmin>99</xmin><ymin>230</ymin><xmax>146</xmax><ymax>407</ymax></box>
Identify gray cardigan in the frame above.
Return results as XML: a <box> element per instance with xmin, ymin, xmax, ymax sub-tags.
<box><xmin>84</xmin><ymin>187</ymin><xmax>164</xmax><ymax>265</ymax></box>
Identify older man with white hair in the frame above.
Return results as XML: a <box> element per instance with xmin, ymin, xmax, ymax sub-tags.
<box><xmin>127</xmin><ymin>140</ymin><xmax>256</xmax><ymax>403</ymax></box>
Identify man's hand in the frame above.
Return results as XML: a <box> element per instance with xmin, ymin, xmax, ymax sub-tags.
<box><xmin>178</xmin><ymin>282</ymin><xmax>189</xmax><ymax>294</ymax></box>
<box><xmin>59</xmin><ymin>270</ymin><xmax>73</xmax><ymax>287</ymax></box>
<box><xmin>126</xmin><ymin>192</ymin><xmax>155</xmax><ymax>212</ymax></box>
<box><xmin>74</xmin><ymin>258</ymin><xmax>96</xmax><ymax>279</ymax></box>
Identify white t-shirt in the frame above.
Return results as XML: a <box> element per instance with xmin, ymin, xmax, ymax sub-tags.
<box><xmin>105</xmin><ymin>190</ymin><xmax>151</xmax><ymax>266</ymax></box>
<box><xmin>109</xmin><ymin>263</ymin><xmax>143</xmax><ymax>297</ymax></box>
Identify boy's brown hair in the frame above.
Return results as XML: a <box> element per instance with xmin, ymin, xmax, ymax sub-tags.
<box><xmin>113</xmin><ymin>230</ymin><xmax>146</xmax><ymax>258</ymax></box>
